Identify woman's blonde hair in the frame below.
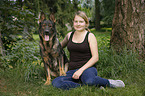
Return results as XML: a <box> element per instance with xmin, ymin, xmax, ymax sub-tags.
<box><xmin>74</xmin><ymin>11</ymin><xmax>90</xmax><ymax>32</ymax></box>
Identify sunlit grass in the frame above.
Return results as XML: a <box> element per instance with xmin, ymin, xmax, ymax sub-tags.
<box><xmin>33</xmin><ymin>34</ymin><xmax>39</xmax><ymax>41</ymax></box>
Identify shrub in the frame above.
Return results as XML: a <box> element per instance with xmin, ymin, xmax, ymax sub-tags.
<box><xmin>1</xmin><ymin>40</ymin><xmax>43</xmax><ymax>82</ymax></box>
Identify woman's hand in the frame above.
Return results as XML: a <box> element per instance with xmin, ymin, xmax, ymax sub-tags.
<box><xmin>72</xmin><ymin>69</ymin><xmax>84</xmax><ymax>79</ymax></box>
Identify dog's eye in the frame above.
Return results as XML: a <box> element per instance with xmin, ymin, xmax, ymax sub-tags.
<box><xmin>42</xmin><ymin>24</ymin><xmax>46</xmax><ymax>28</ymax></box>
<box><xmin>49</xmin><ymin>25</ymin><xmax>52</xmax><ymax>27</ymax></box>
<box><xmin>43</xmin><ymin>24</ymin><xmax>46</xmax><ymax>26</ymax></box>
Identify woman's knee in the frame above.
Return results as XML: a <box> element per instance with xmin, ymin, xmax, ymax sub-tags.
<box><xmin>81</xmin><ymin>67</ymin><xmax>98</xmax><ymax>85</ymax></box>
<box><xmin>83</xmin><ymin>67</ymin><xmax>97</xmax><ymax>75</ymax></box>
<box><xmin>82</xmin><ymin>78</ymin><xmax>95</xmax><ymax>86</ymax></box>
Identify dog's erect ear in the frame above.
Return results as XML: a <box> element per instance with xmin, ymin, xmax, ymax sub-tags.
<box><xmin>50</xmin><ymin>13</ymin><xmax>56</xmax><ymax>23</ymax></box>
<box><xmin>39</xmin><ymin>12</ymin><xmax>46</xmax><ymax>23</ymax></box>
<box><xmin>49</xmin><ymin>7</ymin><xmax>56</xmax><ymax>23</ymax></box>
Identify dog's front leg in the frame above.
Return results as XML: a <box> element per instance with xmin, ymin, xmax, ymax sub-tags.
<box><xmin>65</xmin><ymin>63</ymin><xmax>68</xmax><ymax>73</ymax></box>
<box><xmin>59</xmin><ymin>56</ymin><xmax>66</xmax><ymax>76</ymax></box>
<box><xmin>44</xmin><ymin>63</ymin><xmax>51</xmax><ymax>85</ymax></box>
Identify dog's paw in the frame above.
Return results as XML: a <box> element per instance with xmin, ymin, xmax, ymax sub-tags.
<box><xmin>62</xmin><ymin>73</ymin><xmax>66</xmax><ymax>76</ymax></box>
<box><xmin>60</xmin><ymin>71</ymin><xmax>66</xmax><ymax>76</ymax></box>
<box><xmin>44</xmin><ymin>81</ymin><xmax>51</xmax><ymax>85</ymax></box>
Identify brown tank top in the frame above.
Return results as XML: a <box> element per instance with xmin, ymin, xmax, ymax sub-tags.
<box><xmin>67</xmin><ymin>31</ymin><xmax>92</xmax><ymax>70</ymax></box>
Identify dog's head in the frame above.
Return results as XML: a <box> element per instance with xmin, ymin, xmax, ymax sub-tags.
<box><xmin>39</xmin><ymin>12</ymin><xmax>56</xmax><ymax>41</ymax></box>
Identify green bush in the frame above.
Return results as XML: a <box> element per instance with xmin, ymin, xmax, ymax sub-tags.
<box><xmin>1</xmin><ymin>40</ymin><xmax>43</xmax><ymax>82</ymax></box>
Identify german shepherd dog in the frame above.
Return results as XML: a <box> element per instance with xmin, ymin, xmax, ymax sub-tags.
<box><xmin>39</xmin><ymin>12</ymin><xmax>68</xmax><ymax>85</ymax></box>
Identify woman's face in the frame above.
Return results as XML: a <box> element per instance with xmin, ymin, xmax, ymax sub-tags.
<box><xmin>73</xmin><ymin>15</ymin><xmax>86</xmax><ymax>32</ymax></box>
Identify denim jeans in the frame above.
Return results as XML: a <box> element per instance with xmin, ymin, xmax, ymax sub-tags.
<box><xmin>52</xmin><ymin>67</ymin><xmax>109</xmax><ymax>90</ymax></box>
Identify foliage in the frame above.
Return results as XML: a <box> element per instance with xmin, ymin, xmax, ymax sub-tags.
<box><xmin>54</xmin><ymin>0</ymin><xmax>78</xmax><ymax>36</ymax></box>
<box><xmin>100</xmin><ymin>0</ymin><xmax>115</xmax><ymax>27</ymax></box>
<box><xmin>78</xmin><ymin>0</ymin><xmax>115</xmax><ymax>28</ymax></box>
<box><xmin>0</xmin><ymin>0</ymin><xmax>78</xmax><ymax>55</ymax></box>
<box><xmin>0</xmin><ymin>0</ymin><xmax>37</xmax><ymax>52</ymax></box>
<box><xmin>32</xmin><ymin>0</ymin><xmax>79</xmax><ymax>36</ymax></box>
<box><xmin>0</xmin><ymin>0</ymin><xmax>116</xmax><ymax>56</ymax></box>
<box><xmin>78</xmin><ymin>0</ymin><xmax>95</xmax><ymax>18</ymax></box>
<box><xmin>1</xmin><ymin>40</ymin><xmax>43</xmax><ymax>82</ymax></box>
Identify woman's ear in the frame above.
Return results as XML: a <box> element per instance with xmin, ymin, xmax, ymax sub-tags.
<box><xmin>86</xmin><ymin>24</ymin><xmax>89</xmax><ymax>28</ymax></box>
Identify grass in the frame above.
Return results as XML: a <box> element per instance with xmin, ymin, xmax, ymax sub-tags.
<box><xmin>0</xmin><ymin>28</ymin><xmax>144</xmax><ymax>96</ymax></box>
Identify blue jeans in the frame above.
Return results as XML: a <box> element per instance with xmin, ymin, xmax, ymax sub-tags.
<box><xmin>52</xmin><ymin>67</ymin><xmax>110</xmax><ymax>90</ymax></box>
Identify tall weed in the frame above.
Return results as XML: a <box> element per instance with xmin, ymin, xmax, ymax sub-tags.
<box><xmin>93</xmin><ymin>30</ymin><xmax>144</xmax><ymax>86</ymax></box>
<box><xmin>1</xmin><ymin>40</ymin><xmax>43</xmax><ymax>82</ymax></box>
<box><xmin>98</xmin><ymin>48</ymin><xmax>142</xmax><ymax>77</ymax></box>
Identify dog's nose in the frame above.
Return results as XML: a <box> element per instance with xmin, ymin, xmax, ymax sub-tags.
<box><xmin>45</xmin><ymin>30</ymin><xmax>50</xmax><ymax>35</ymax></box>
<box><xmin>45</xmin><ymin>30</ymin><xmax>49</xmax><ymax>32</ymax></box>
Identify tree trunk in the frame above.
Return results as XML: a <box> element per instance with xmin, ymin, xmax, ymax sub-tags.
<box><xmin>17</xmin><ymin>0</ymin><xmax>23</xmax><ymax>8</ymax></box>
<box><xmin>0</xmin><ymin>32</ymin><xmax>5</xmax><ymax>56</ymax></box>
<box><xmin>95</xmin><ymin>0</ymin><xmax>101</xmax><ymax>30</ymax></box>
<box><xmin>73</xmin><ymin>0</ymin><xmax>79</xmax><ymax>11</ymax></box>
<box><xmin>110</xmin><ymin>0</ymin><xmax>145</xmax><ymax>57</ymax></box>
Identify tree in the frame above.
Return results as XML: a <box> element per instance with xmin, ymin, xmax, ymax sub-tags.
<box><xmin>95</xmin><ymin>0</ymin><xmax>101</xmax><ymax>30</ymax></box>
<box><xmin>101</xmin><ymin>0</ymin><xmax>115</xmax><ymax>27</ymax></box>
<box><xmin>0</xmin><ymin>0</ymin><xmax>36</xmax><ymax>53</ymax></box>
<box><xmin>0</xmin><ymin>32</ymin><xmax>5</xmax><ymax>56</ymax></box>
<box><xmin>110</xmin><ymin>0</ymin><xmax>145</xmax><ymax>57</ymax></box>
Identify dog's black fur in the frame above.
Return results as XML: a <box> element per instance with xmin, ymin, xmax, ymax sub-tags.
<box><xmin>39</xmin><ymin>12</ymin><xmax>68</xmax><ymax>85</ymax></box>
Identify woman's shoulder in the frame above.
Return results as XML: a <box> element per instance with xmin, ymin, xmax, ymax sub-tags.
<box><xmin>88</xmin><ymin>32</ymin><xmax>97</xmax><ymax>42</ymax></box>
<box><xmin>67</xmin><ymin>31</ymin><xmax>72</xmax><ymax>36</ymax></box>
<box><xmin>88</xmin><ymin>32</ymin><xmax>95</xmax><ymax>38</ymax></box>
<box><xmin>66</xmin><ymin>31</ymin><xmax>73</xmax><ymax>40</ymax></box>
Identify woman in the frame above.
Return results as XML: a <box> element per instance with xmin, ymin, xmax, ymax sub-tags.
<box><xmin>52</xmin><ymin>11</ymin><xmax>125</xmax><ymax>90</ymax></box>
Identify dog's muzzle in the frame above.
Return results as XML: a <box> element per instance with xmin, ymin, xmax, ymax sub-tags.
<box><xmin>44</xmin><ymin>30</ymin><xmax>50</xmax><ymax>41</ymax></box>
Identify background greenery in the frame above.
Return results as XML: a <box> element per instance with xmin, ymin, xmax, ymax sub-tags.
<box><xmin>0</xmin><ymin>0</ymin><xmax>115</xmax><ymax>53</ymax></box>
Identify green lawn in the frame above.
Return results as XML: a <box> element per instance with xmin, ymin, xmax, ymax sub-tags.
<box><xmin>0</xmin><ymin>29</ymin><xmax>144</xmax><ymax>96</ymax></box>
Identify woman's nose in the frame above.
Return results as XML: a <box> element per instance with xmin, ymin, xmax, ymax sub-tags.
<box><xmin>77</xmin><ymin>22</ymin><xmax>80</xmax><ymax>25</ymax></box>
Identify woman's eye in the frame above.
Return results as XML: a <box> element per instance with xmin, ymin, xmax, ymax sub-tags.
<box><xmin>79</xmin><ymin>21</ymin><xmax>84</xmax><ymax>23</ymax></box>
<box><xmin>74</xmin><ymin>21</ymin><xmax>77</xmax><ymax>23</ymax></box>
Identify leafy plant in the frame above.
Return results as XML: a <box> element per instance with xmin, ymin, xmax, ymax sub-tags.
<box><xmin>0</xmin><ymin>0</ymin><xmax>37</xmax><ymax>53</ymax></box>
<box><xmin>1</xmin><ymin>40</ymin><xmax>43</xmax><ymax>82</ymax></box>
